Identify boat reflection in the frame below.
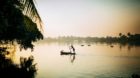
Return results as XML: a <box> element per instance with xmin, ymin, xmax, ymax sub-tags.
<box><xmin>60</xmin><ymin>53</ymin><xmax>76</xmax><ymax>63</ymax></box>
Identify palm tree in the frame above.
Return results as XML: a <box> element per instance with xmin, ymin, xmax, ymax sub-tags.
<box><xmin>0</xmin><ymin>0</ymin><xmax>43</xmax><ymax>50</ymax></box>
<box><xmin>119</xmin><ymin>33</ymin><xmax>122</xmax><ymax>37</ymax></box>
<box><xmin>127</xmin><ymin>32</ymin><xmax>131</xmax><ymax>37</ymax></box>
<box><xmin>21</xmin><ymin>0</ymin><xmax>43</xmax><ymax>31</ymax></box>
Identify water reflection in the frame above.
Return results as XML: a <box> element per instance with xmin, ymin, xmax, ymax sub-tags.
<box><xmin>34</xmin><ymin>41</ymin><xmax>140</xmax><ymax>78</ymax></box>
<box><xmin>0</xmin><ymin>45</ymin><xmax>37</xmax><ymax>78</ymax></box>
<box><xmin>60</xmin><ymin>54</ymin><xmax>76</xmax><ymax>63</ymax></box>
<box><xmin>70</xmin><ymin>54</ymin><xmax>76</xmax><ymax>63</ymax></box>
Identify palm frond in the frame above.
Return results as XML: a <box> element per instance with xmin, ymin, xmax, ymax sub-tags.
<box><xmin>20</xmin><ymin>0</ymin><xmax>43</xmax><ymax>32</ymax></box>
<box><xmin>0</xmin><ymin>0</ymin><xmax>44</xmax><ymax>50</ymax></box>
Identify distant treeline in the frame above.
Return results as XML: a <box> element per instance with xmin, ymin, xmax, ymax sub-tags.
<box><xmin>44</xmin><ymin>33</ymin><xmax>140</xmax><ymax>46</ymax></box>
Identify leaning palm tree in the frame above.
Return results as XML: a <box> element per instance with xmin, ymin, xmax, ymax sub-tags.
<box><xmin>0</xmin><ymin>0</ymin><xmax>44</xmax><ymax>50</ymax></box>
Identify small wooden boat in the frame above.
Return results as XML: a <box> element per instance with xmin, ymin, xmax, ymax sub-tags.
<box><xmin>88</xmin><ymin>44</ymin><xmax>91</xmax><ymax>46</ymax></box>
<box><xmin>60</xmin><ymin>50</ymin><xmax>76</xmax><ymax>55</ymax></box>
<box><xmin>110</xmin><ymin>45</ymin><xmax>114</xmax><ymax>48</ymax></box>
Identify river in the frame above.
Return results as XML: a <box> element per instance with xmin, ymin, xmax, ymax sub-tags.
<box><xmin>13</xmin><ymin>41</ymin><xmax>140</xmax><ymax>78</ymax></box>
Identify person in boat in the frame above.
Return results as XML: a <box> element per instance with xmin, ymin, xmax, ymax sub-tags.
<box><xmin>70</xmin><ymin>45</ymin><xmax>75</xmax><ymax>53</ymax></box>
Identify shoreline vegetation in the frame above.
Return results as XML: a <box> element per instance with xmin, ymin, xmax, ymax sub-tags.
<box><xmin>0</xmin><ymin>0</ymin><xmax>42</xmax><ymax>78</ymax></box>
<box><xmin>44</xmin><ymin>33</ymin><xmax>140</xmax><ymax>46</ymax></box>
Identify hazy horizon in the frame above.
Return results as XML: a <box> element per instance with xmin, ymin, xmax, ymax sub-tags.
<box><xmin>36</xmin><ymin>0</ymin><xmax>140</xmax><ymax>37</ymax></box>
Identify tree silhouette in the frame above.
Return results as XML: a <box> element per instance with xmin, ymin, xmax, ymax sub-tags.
<box><xmin>0</xmin><ymin>0</ymin><xmax>43</xmax><ymax>50</ymax></box>
<box><xmin>119</xmin><ymin>33</ymin><xmax>122</xmax><ymax>37</ymax></box>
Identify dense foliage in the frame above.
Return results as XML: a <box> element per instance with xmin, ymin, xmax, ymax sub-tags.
<box><xmin>0</xmin><ymin>0</ymin><xmax>43</xmax><ymax>50</ymax></box>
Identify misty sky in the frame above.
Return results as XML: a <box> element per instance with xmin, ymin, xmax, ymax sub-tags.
<box><xmin>35</xmin><ymin>0</ymin><xmax>140</xmax><ymax>37</ymax></box>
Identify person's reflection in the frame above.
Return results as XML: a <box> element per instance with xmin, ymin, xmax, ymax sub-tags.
<box><xmin>60</xmin><ymin>54</ymin><xmax>76</xmax><ymax>63</ymax></box>
<box><xmin>70</xmin><ymin>54</ymin><xmax>76</xmax><ymax>63</ymax></box>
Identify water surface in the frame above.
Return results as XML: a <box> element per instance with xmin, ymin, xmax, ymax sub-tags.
<box><xmin>16</xmin><ymin>42</ymin><xmax>140</xmax><ymax>78</ymax></box>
